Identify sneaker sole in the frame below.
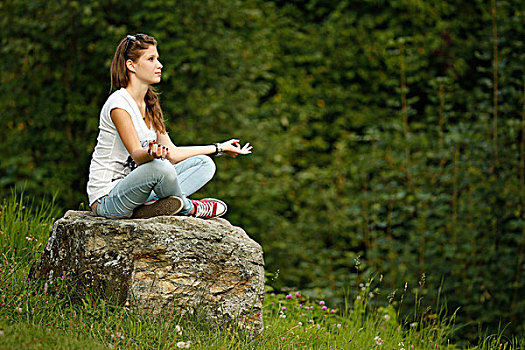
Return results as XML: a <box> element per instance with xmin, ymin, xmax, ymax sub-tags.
<box><xmin>201</xmin><ymin>198</ymin><xmax>228</xmax><ymax>218</ymax></box>
<box><xmin>132</xmin><ymin>196</ymin><xmax>184</xmax><ymax>219</ymax></box>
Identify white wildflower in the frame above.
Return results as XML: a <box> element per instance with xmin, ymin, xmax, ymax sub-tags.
<box><xmin>176</xmin><ymin>341</ymin><xmax>191</xmax><ymax>348</ymax></box>
<box><xmin>384</xmin><ymin>314</ymin><xmax>391</xmax><ymax>321</ymax></box>
<box><xmin>175</xmin><ymin>324</ymin><xmax>182</xmax><ymax>335</ymax></box>
<box><xmin>374</xmin><ymin>336</ymin><xmax>383</xmax><ymax>345</ymax></box>
<box><xmin>111</xmin><ymin>331</ymin><xmax>124</xmax><ymax>340</ymax></box>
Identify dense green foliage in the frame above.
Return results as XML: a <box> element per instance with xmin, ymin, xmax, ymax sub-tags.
<box><xmin>1</xmin><ymin>0</ymin><xmax>524</xmax><ymax>343</ymax></box>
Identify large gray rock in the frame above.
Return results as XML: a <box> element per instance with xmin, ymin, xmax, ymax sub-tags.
<box><xmin>29</xmin><ymin>211</ymin><xmax>264</xmax><ymax>333</ymax></box>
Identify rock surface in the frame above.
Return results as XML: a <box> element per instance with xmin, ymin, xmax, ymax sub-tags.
<box><xmin>29</xmin><ymin>211</ymin><xmax>264</xmax><ymax>333</ymax></box>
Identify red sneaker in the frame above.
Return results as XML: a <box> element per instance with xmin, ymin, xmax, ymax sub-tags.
<box><xmin>190</xmin><ymin>198</ymin><xmax>227</xmax><ymax>219</ymax></box>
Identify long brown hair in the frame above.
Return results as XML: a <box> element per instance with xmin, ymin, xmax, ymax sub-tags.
<box><xmin>110</xmin><ymin>34</ymin><xmax>166</xmax><ymax>134</ymax></box>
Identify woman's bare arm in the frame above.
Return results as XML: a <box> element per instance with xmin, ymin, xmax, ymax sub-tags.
<box><xmin>157</xmin><ymin>133</ymin><xmax>253</xmax><ymax>164</ymax></box>
<box><xmin>111</xmin><ymin>108</ymin><xmax>166</xmax><ymax>165</ymax></box>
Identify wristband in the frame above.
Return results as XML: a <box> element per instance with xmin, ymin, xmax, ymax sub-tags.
<box><xmin>213</xmin><ymin>143</ymin><xmax>223</xmax><ymax>156</ymax></box>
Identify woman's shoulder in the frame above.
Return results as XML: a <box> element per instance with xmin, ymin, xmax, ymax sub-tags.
<box><xmin>104</xmin><ymin>88</ymin><xmax>128</xmax><ymax>106</ymax></box>
<box><xmin>102</xmin><ymin>88</ymin><xmax>134</xmax><ymax>114</ymax></box>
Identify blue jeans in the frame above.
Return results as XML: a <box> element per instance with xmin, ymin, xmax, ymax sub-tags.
<box><xmin>94</xmin><ymin>155</ymin><xmax>216</xmax><ymax>219</ymax></box>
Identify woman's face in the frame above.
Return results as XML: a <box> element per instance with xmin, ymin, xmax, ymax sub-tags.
<box><xmin>130</xmin><ymin>45</ymin><xmax>163</xmax><ymax>85</ymax></box>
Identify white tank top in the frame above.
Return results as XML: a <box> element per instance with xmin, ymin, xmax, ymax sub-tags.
<box><xmin>87</xmin><ymin>88</ymin><xmax>157</xmax><ymax>205</ymax></box>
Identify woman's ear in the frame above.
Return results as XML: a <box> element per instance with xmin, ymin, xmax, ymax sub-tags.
<box><xmin>126</xmin><ymin>59</ymin><xmax>136</xmax><ymax>73</ymax></box>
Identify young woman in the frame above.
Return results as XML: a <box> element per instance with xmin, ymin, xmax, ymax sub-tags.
<box><xmin>87</xmin><ymin>33</ymin><xmax>252</xmax><ymax>219</ymax></box>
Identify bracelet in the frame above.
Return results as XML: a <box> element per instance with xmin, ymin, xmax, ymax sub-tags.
<box><xmin>213</xmin><ymin>143</ymin><xmax>223</xmax><ymax>156</ymax></box>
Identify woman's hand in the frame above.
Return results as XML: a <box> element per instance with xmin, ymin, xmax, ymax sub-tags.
<box><xmin>220</xmin><ymin>139</ymin><xmax>253</xmax><ymax>158</ymax></box>
<box><xmin>148</xmin><ymin>140</ymin><xmax>169</xmax><ymax>159</ymax></box>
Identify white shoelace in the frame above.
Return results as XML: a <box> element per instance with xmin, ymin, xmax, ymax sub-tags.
<box><xmin>194</xmin><ymin>200</ymin><xmax>215</xmax><ymax>218</ymax></box>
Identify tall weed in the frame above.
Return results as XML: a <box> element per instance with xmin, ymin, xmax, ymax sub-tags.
<box><xmin>0</xmin><ymin>189</ymin><xmax>60</xmax><ymax>280</ymax></box>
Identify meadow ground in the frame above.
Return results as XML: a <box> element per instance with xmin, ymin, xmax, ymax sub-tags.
<box><xmin>0</xmin><ymin>193</ymin><xmax>523</xmax><ymax>349</ymax></box>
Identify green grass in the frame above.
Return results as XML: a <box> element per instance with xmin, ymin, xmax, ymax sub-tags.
<box><xmin>0</xmin><ymin>192</ymin><xmax>523</xmax><ymax>349</ymax></box>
